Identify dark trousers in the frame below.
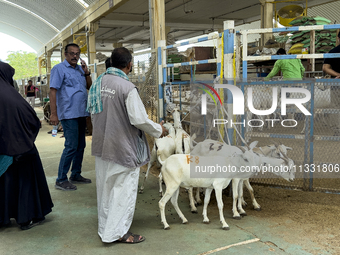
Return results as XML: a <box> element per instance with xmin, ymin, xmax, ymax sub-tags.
<box><xmin>57</xmin><ymin>117</ymin><xmax>86</xmax><ymax>183</ymax></box>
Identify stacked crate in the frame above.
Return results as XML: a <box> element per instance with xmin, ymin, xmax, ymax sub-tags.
<box><xmin>168</xmin><ymin>54</ymin><xmax>184</xmax><ymax>80</ymax></box>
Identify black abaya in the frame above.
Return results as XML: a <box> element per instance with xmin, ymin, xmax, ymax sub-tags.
<box><xmin>0</xmin><ymin>61</ymin><xmax>53</xmax><ymax>228</ymax></box>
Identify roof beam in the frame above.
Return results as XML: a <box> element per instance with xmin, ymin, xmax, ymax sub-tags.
<box><xmin>99</xmin><ymin>19</ymin><xmax>222</xmax><ymax>29</ymax></box>
<box><xmin>38</xmin><ymin>0</ymin><xmax>130</xmax><ymax>57</ymax></box>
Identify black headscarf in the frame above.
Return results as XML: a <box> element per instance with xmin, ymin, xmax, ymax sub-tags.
<box><xmin>0</xmin><ymin>61</ymin><xmax>40</xmax><ymax>156</ymax></box>
<box><xmin>0</xmin><ymin>61</ymin><xmax>14</xmax><ymax>87</ymax></box>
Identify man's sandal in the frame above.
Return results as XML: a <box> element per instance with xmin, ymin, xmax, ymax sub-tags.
<box><xmin>117</xmin><ymin>231</ymin><xmax>145</xmax><ymax>244</ymax></box>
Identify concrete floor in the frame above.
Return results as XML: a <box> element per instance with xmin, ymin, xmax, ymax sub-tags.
<box><xmin>0</xmin><ymin>108</ymin><xmax>327</xmax><ymax>255</ymax></box>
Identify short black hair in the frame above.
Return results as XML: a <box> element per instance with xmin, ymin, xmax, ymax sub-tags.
<box><xmin>277</xmin><ymin>48</ymin><xmax>286</xmax><ymax>55</ymax></box>
<box><xmin>65</xmin><ymin>43</ymin><xmax>80</xmax><ymax>53</ymax></box>
<box><xmin>110</xmin><ymin>47</ymin><xmax>132</xmax><ymax>69</ymax></box>
<box><xmin>28</xmin><ymin>80</ymin><xmax>32</xmax><ymax>83</ymax></box>
<box><xmin>105</xmin><ymin>57</ymin><xmax>112</xmax><ymax>69</ymax></box>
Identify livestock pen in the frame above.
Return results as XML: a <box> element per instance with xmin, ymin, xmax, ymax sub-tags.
<box><xmin>78</xmin><ymin>20</ymin><xmax>340</xmax><ymax>254</ymax></box>
<box><xmin>155</xmin><ymin>20</ymin><xmax>340</xmax><ymax>194</ymax></box>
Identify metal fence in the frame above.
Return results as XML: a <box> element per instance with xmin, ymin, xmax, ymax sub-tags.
<box><xmin>238</xmin><ymin>79</ymin><xmax>340</xmax><ymax>192</ymax></box>
<box><xmin>239</xmin><ymin>23</ymin><xmax>340</xmax><ymax>193</ymax></box>
<box><xmin>130</xmin><ymin>49</ymin><xmax>158</xmax><ymax>122</ymax></box>
<box><xmin>93</xmin><ymin>49</ymin><xmax>158</xmax><ymax>122</ymax></box>
<box><xmin>158</xmin><ymin>20</ymin><xmax>340</xmax><ymax>193</ymax></box>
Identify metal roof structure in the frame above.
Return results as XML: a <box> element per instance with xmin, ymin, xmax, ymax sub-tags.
<box><xmin>0</xmin><ymin>0</ymin><xmax>338</xmax><ymax>54</ymax></box>
<box><xmin>0</xmin><ymin>0</ymin><xmax>97</xmax><ymax>50</ymax></box>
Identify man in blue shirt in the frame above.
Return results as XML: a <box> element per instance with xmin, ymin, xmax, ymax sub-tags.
<box><xmin>49</xmin><ymin>43</ymin><xmax>92</xmax><ymax>191</ymax></box>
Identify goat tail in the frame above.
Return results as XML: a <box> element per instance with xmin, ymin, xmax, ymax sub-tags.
<box><xmin>157</xmin><ymin>152</ymin><xmax>166</xmax><ymax>166</ymax></box>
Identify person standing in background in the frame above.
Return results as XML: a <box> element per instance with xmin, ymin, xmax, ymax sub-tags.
<box><xmin>265</xmin><ymin>48</ymin><xmax>305</xmax><ymax>80</ymax></box>
<box><xmin>25</xmin><ymin>80</ymin><xmax>36</xmax><ymax>108</ymax></box>
<box><xmin>0</xmin><ymin>61</ymin><xmax>53</xmax><ymax>230</ymax></box>
<box><xmin>49</xmin><ymin>43</ymin><xmax>92</xmax><ymax>191</ymax></box>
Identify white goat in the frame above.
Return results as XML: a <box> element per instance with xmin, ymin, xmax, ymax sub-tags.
<box><xmin>171</xmin><ymin>107</ymin><xmax>203</xmax><ymax>212</ymax></box>
<box><xmin>158</xmin><ymin>143</ymin><xmax>293</xmax><ymax>230</ymax></box>
<box><xmin>172</xmin><ymin>106</ymin><xmax>182</xmax><ymax>129</ymax></box>
<box><xmin>191</xmin><ymin>139</ymin><xmax>294</xmax><ymax>218</ymax></box>
<box><xmin>239</xmin><ymin>142</ymin><xmax>292</xmax><ymax>211</ymax></box>
<box><xmin>139</xmin><ymin>122</ymin><xmax>175</xmax><ymax>194</ymax></box>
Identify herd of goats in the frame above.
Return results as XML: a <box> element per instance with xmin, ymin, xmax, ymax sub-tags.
<box><xmin>138</xmin><ymin>106</ymin><xmax>296</xmax><ymax>230</ymax></box>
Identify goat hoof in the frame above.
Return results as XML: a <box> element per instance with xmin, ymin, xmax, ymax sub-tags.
<box><xmin>222</xmin><ymin>226</ymin><xmax>230</xmax><ymax>230</ymax></box>
<box><xmin>191</xmin><ymin>210</ymin><xmax>198</xmax><ymax>214</ymax></box>
<box><xmin>203</xmin><ymin>221</ymin><xmax>210</xmax><ymax>224</ymax></box>
<box><xmin>233</xmin><ymin>216</ymin><xmax>242</xmax><ymax>220</ymax></box>
<box><xmin>164</xmin><ymin>226</ymin><xmax>170</xmax><ymax>230</ymax></box>
<box><xmin>240</xmin><ymin>212</ymin><xmax>247</xmax><ymax>216</ymax></box>
<box><xmin>254</xmin><ymin>208</ymin><xmax>261</xmax><ymax>211</ymax></box>
<box><xmin>182</xmin><ymin>221</ymin><xmax>188</xmax><ymax>224</ymax></box>
<box><xmin>138</xmin><ymin>190</ymin><xmax>144</xmax><ymax>194</ymax></box>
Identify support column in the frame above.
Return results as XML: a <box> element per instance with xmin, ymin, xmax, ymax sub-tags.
<box><xmin>151</xmin><ymin>0</ymin><xmax>166</xmax><ymax>122</ymax></box>
<box><xmin>38</xmin><ymin>57</ymin><xmax>43</xmax><ymax>76</ymax></box>
<box><xmin>150</xmin><ymin>0</ymin><xmax>166</xmax><ymax>49</ymax></box>
<box><xmin>260</xmin><ymin>0</ymin><xmax>274</xmax><ymax>46</ymax></box>
<box><xmin>224</xmin><ymin>20</ymin><xmax>235</xmax><ymax>145</ymax></box>
<box><xmin>158</xmin><ymin>40</ymin><xmax>166</xmax><ymax>121</ymax></box>
<box><xmin>87</xmin><ymin>22</ymin><xmax>99</xmax><ymax>67</ymax></box>
<box><xmin>21</xmin><ymin>79</ymin><xmax>25</xmax><ymax>97</ymax></box>
<box><xmin>61</xmin><ymin>40</ymin><xmax>68</xmax><ymax>62</ymax></box>
<box><xmin>310</xmin><ymin>30</ymin><xmax>316</xmax><ymax>72</ymax></box>
<box><xmin>46</xmin><ymin>51</ymin><xmax>52</xmax><ymax>100</ymax></box>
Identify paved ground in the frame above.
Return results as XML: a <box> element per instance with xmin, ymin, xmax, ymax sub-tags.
<box><xmin>0</xmin><ymin>108</ymin><xmax>330</xmax><ymax>255</ymax></box>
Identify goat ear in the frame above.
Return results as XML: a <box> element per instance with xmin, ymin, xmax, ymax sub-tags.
<box><xmin>249</xmin><ymin>141</ymin><xmax>258</xmax><ymax>150</ymax></box>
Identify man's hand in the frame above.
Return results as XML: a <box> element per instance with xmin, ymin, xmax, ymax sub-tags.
<box><xmin>50</xmin><ymin>113</ymin><xmax>59</xmax><ymax>126</ymax></box>
<box><xmin>159</xmin><ymin>120</ymin><xmax>169</xmax><ymax>138</ymax></box>
<box><xmin>80</xmin><ymin>58</ymin><xmax>89</xmax><ymax>74</ymax></box>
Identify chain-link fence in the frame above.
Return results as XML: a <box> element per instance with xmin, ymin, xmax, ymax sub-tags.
<box><xmin>188</xmin><ymin>79</ymin><xmax>340</xmax><ymax>192</ymax></box>
<box><xmin>239</xmin><ymin>80</ymin><xmax>312</xmax><ymax>191</ymax></box>
<box><xmin>94</xmin><ymin>49</ymin><xmax>158</xmax><ymax>122</ymax></box>
<box><xmin>130</xmin><ymin>50</ymin><xmax>158</xmax><ymax>122</ymax></box>
<box><xmin>244</xmin><ymin>79</ymin><xmax>340</xmax><ymax>192</ymax></box>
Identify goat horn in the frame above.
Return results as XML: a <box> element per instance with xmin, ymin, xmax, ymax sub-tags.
<box><xmin>271</xmin><ymin>140</ymin><xmax>280</xmax><ymax>147</ymax></box>
<box><xmin>259</xmin><ymin>147</ymin><xmax>265</xmax><ymax>155</ymax></box>
<box><xmin>281</xmin><ymin>156</ymin><xmax>289</xmax><ymax>165</ymax></box>
<box><xmin>237</xmin><ymin>146</ymin><xmax>247</xmax><ymax>153</ymax></box>
<box><xmin>278</xmin><ymin>147</ymin><xmax>289</xmax><ymax>160</ymax></box>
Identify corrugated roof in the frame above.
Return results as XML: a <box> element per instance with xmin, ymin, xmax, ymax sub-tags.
<box><xmin>0</xmin><ymin>0</ymin><xmax>338</xmax><ymax>53</ymax></box>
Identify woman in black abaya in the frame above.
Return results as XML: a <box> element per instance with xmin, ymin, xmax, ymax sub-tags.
<box><xmin>0</xmin><ymin>61</ymin><xmax>53</xmax><ymax>230</ymax></box>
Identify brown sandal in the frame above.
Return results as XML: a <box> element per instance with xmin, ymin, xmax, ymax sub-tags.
<box><xmin>117</xmin><ymin>231</ymin><xmax>145</xmax><ymax>244</ymax></box>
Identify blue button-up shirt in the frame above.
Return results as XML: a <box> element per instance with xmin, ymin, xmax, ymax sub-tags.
<box><xmin>50</xmin><ymin>60</ymin><xmax>89</xmax><ymax>120</ymax></box>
